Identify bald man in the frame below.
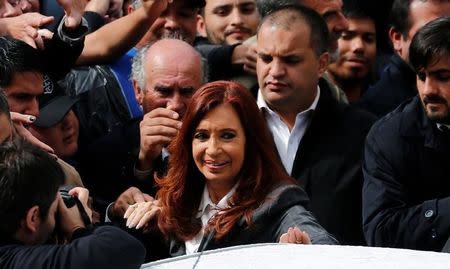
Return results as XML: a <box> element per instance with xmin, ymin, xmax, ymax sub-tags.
<box><xmin>131</xmin><ymin>39</ymin><xmax>204</xmax><ymax>174</ymax></box>
<box><xmin>76</xmin><ymin>39</ymin><xmax>204</xmax><ymax>228</ymax></box>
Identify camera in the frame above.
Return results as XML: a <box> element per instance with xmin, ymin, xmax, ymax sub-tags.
<box><xmin>59</xmin><ymin>185</ymin><xmax>77</xmax><ymax>208</ymax></box>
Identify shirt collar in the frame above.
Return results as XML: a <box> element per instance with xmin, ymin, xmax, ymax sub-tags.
<box><xmin>437</xmin><ymin>123</ymin><xmax>450</xmax><ymax>131</ymax></box>
<box><xmin>197</xmin><ymin>182</ymin><xmax>239</xmax><ymax>217</ymax></box>
<box><xmin>257</xmin><ymin>86</ymin><xmax>320</xmax><ymax>118</ymax></box>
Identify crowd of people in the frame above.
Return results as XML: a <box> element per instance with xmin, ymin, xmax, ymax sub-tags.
<box><xmin>0</xmin><ymin>0</ymin><xmax>450</xmax><ymax>268</ymax></box>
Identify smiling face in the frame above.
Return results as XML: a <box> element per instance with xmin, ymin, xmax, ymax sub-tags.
<box><xmin>192</xmin><ymin>104</ymin><xmax>246</xmax><ymax>193</ymax></box>
<box><xmin>203</xmin><ymin>0</ymin><xmax>259</xmax><ymax>45</ymax></box>
<box><xmin>328</xmin><ymin>16</ymin><xmax>376</xmax><ymax>82</ymax></box>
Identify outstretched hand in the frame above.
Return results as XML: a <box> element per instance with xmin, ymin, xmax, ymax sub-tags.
<box><xmin>57</xmin><ymin>0</ymin><xmax>86</xmax><ymax>29</ymax></box>
<box><xmin>0</xmin><ymin>13</ymin><xmax>54</xmax><ymax>49</ymax></box>
<box><xmin>124</xmin><ymin>200</ymin><xmax>161</xmax><ymax>229</ymax></box>
<box><xmin>141</xmin><ymin>0</ymin><xmax>173</xmax><ymax>17</ymax></box>
<box><xmin>11</xmin><ymin>112</ymin><xmax>56</xmax><ymax>157</ymax></box>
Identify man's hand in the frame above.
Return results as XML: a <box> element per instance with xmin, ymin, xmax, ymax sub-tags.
<box><xmin>141</xmin><ymin>0</ymin><xmax>172</xmax><ymax>17</ymax></box>
<box><xmin>138</xmin><ymin>107</ymin><xmax>181</xmax><ymax>171</ymax></box>
<box><xmin>111</xmin><ymin>187</ymin><xmax>154</xmax><ymax>219</ymax></box>
<box><xmin>0</xmin><ymin>13</ymin><xmax>54</xmax><ymax>48</ymax></box>
<box><xmin>232</xmin><ymin>36</ymin><xmax>257</xmax><ymax>75</ymax></box>
<box><xmin>57</xmin><ymin>0</ymin><xmax>86</xmax><ymax>29</ymax></box>
<box><xmin>11</xmin><ymin>112</ymin><xmax>56</xmax><ymax>156</ymax></box>
<box><xmin>58</xmin><ymin>187</ymin><xmax>92</xmax><ymax>239</ymax></box>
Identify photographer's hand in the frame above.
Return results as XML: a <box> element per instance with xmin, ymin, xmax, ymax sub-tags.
<box><xmin>57</xmin><ymin>187</ymin><xmax>92</xmax><ymax>239</ymax></box>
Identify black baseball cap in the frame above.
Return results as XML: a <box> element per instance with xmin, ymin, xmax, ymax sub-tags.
<box><xmin>34</xmin><ymin>77</ymin><xmax>78</xmax><ymax>128</ymax></box>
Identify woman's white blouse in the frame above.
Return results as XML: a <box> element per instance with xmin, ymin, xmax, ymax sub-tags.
<box><xmin>184</xmin><ymin>184</ymin><xmax>237</xmax><ymax>254</ymax></box>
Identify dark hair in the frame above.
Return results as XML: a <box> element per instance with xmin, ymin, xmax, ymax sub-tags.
<box><xmin>0</xmin><ymin>139</ymin><xmax>64</xmax><ymax>241</ymax></box>
<box><xmin>156</xmin><ymin>81</ymin><xmax>293</xmax><ymax>241</ymax></box>
<box><xmin>0</xmin><ymin>36</ymin><xmax>43</xmax><ymax>88</ymax></box>
<box><xmin>343</xmin><ymin>4</ymin><xmax>376</xmax><ymax>22</ymax></box>
<box><xmin>256</xmin><ymin>0</ymin><xmax>300</xmax><ymax>17</ymax></box>
<box><xmin>0</xmin><ymin>91</ymin><xmax>9</xmax><ymax>118</ymax></box>
<box><xmin>258</xmin><ymin>4</ymin><xmax>329</xmax><ymax>56</ymax></box>
<box><xmin>409</xmin><ymin>16</ymin><xmax>450</xmax><ymax>72</ymax></box>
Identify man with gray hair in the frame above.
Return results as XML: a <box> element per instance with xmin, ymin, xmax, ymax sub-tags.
<box><xmin>78</xmin><ymin>39</ymin><xmax>204</xmax><ymax>225</ymax></box>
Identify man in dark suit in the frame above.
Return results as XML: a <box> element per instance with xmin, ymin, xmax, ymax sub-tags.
<box><xmin>363</xmin><ymin>16</ymin><xmax>450</xmax><ymax>251</ymax></box>
<box><xmin>359</xmin><ymin>0</ymin><xmax>450</xmax><ymax>117</ymax></box>
<box><xmin>256</xmin><ymin>5</ymin><xmax>376</xmax><ymax>245</ymax></box>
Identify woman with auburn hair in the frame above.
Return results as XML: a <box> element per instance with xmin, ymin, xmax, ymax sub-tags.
<box><xmin>125</xmin><ymin>81</ymin><xmax>337</xmax><ymax>256</ymax></box>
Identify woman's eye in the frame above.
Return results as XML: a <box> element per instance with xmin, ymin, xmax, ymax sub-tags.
<box><xmin>194</xmin><ymin>132</ymin><xmax>208</xmax><ymax>140</ymax></box>
<box><xmin>222</xmin><ymin>132</ymin><xmax>236</xmax><ymax>140</ymax></box>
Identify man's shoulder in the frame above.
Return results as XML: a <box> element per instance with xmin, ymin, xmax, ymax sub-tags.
<box><xmin>368</xmin><ymin>97</ymin><xmax>421</xmax><ymax>141</ymax></box>
<box><xmin>316</xmin><ymin>86</ymin><xmax>377</xmax><ymax>134</ymax></box>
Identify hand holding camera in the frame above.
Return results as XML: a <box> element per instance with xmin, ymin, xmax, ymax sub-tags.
<box><xmin>57</xmin><ymin>186</ymin><xmax>93</xmax><ymax>240</ymax></box>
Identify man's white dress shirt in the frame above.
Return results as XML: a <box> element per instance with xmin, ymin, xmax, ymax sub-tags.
<box><xmin>257</xmin><ymin>87</ymin><xmax>320</xmax><ymax>175</ymax></box>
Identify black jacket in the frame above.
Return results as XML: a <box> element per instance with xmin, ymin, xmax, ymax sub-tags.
<box><xmin>362</xmin><ymin>97</ymin><xmax>450</xmax><ymax>251</ymax></box>
<box><xmin>0</xmin><ymin>226</ymin><xmax>145</xmax><ymax>269</ymax></box>
<box><xmin>359</xmin><ymin>54</ymin><xmax>417</xmax><ymax>117</ymax></box>
<box><xmin>167</xmin><ymin>184</ymin><xmax>338</xmax><ymax>257</ymax></box>
<box><xmin>291</xmin><ymin>79</ymin><xmax>376</xmax><ymax>245</ymax></box>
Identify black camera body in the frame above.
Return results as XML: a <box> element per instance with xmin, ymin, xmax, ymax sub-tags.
<box><xmin>59</xmin><ymin>185</ymin><xmax>77</xmax><ymax>208</ymax></box>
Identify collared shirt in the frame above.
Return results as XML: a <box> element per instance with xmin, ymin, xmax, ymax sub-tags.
<box><xmin>257</xmin><ymin>87</ymin><xmax>320</xmax><ymax>175</ymax></box>
<box><xmin>184</xmin><ymin>183</ymin><xmax>238</xmax><ymax>254</ymax></box>
<box><xmin>437</xmin><ymin>123</ymin><xmax>450</xmax><ymax>131</ymax></box>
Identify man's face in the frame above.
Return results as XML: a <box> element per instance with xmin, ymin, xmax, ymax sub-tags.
<box><xmin>0</xmin><ymin>0</ymin><xmax>22</xmax><ymax>18</ymax></box>
<box><xmin>302</xmin><ymin>0</ymin><xmax>348</xmax><ymax>57</ymax></box>
<box><xmin>328</xmin><ymin>17</ymin><xmax>376</xmax><ymax>82</ymax></box>
<box><xmin>417</xmin><ymin>57</ymin><xmax>450</xmax><ymax>124</ymax></box>
<box><xmin>3</xmin><ymin>71</ymin><xmax>43</xmax><ymax>117</ymax></box>
<box><xmin>34</xmin><ymin>193</ymin><xmax>58</xmax><ymax>245</ymax></box>
<box><xmin>257</xmin><ymin>22</ymin><xmax>328</xmax><ymax>115</ymax></box>
<box><xmin>30</xmin><ymin>110</ymin><xmax>79</xmax><ymax>158</ymax></box>
<box><xmin>0</xmin><ymin>113</ymin><xmax>12</xmax><ymax>144</ymax></box>
<box><xmin>138</xmin><ymin>54</ymin><xmax>203</xmax><ymax>117</ymax></box>
<box><xmin>203</xmin><ymin>0</ymin><xmax>259</xmax><ymax>45</ymax></box>
<box><xmin>393</xmin><ymin>0</ymin><xmax>450</xmax><ymax>62</ymax></box>
<box><xmin>145</xmin><ymin>0</ymin><xmax>198</xmax><ymax>44</ymax></box>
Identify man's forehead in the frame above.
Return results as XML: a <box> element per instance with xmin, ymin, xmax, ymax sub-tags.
<box><xmin>347</xmin><ymin>18</ymin><xmax>376</xmax><ymax>33</ymax></box>
<box><xmin>4</xmin><ymin>71</ymin><xmax>44</xmax><ymax>92</ymax></box>
<box><xmin>303</xmin><ymin>0</ymin><xmax>342</xmax><ymax>14</ymax></box>
<box><xmin>207</xmin><ymin>0</ymin><xmax>255</xmax><ymax>7</ymax></box>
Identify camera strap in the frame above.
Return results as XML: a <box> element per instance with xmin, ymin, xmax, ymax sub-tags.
<box><xmin>75</xmin><ymin>198</ymin><xmax>93</xmax><ymax>229</ymax></box>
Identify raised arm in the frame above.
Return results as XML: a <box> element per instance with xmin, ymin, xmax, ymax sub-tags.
<box><xmin>77</xmin><ymin>0</ymin><xmax>171</xmax><ymax>65</ymax></box>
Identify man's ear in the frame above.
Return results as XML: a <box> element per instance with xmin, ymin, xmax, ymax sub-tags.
<box><xmin>132</xmin><ymin>80</ymin><xmax>143</xmax><ymax>105</ymax></box>
<box><xmin>24</xmin><ymin>205</ymin><xmax>40</xmax><ymax>233</ymax></box>
<box><xmin>389</xmin><ymin>27</ymin><xmax>403</xmax><ymax>56</ymax></box>
<box><xmin>318</xmin><ymin>52</ymin><xmax>330</xmax><ymax>77</ymax></box>
<box><xmin>127</xmin><ymin>4</ymin><xmax>135</xmax><ymax>15</ymax></box>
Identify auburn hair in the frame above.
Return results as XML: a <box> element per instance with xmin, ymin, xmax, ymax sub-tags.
<box><xmin>156</xmin><ymin>81</ymin><xmax>294</xmax><ymax>241</ymax></box>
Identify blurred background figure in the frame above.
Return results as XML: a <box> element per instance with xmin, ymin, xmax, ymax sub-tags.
<box><xmin>327</xmin><ymin>6</ymin><xmax>377</xmax><ymax>103</ymax></box>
